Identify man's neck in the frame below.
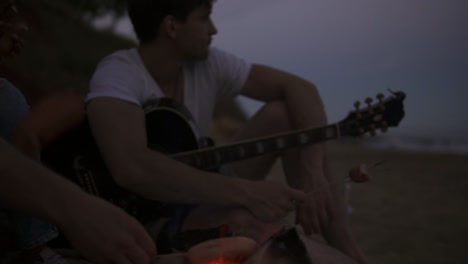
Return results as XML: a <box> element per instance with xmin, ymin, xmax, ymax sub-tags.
<box><xmin>138</xmin><ymin>42</ymin><xmax>183</xmax><ymax>87</ymax></box>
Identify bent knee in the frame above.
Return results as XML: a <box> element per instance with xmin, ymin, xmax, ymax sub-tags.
<box><xmin>256</xmin><ymin>100</ymin><xmax>291</xmax><ymax>132</ymax></box>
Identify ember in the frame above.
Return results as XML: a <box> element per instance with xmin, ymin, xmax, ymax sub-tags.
<box><xmin>187</xmin><ymin>236</ymin><xmax>258</xmax><ymax>264</ymax></box>
<box><xmin>203</xmin><ymin>258</ymin><xmax>240</xmax><ymax>264</ymax></box>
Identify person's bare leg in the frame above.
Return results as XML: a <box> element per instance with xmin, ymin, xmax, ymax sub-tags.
<box><xmin>245</xmin><ymin>229</ymin><xmax>359</xmax><ymax>264</ymax></box>
<box><xmin>228</xmin><ymin>100</ymin><xmax>289</xmax><ymax>181</ymax></box>
<box><xmin>300</xmin><ymin>231</ymin><xmax>359</xmax><ymax>264</ymax></box>
<box><xmin>283</xmin><ymin>149</ymin><xmax>369</xmax><ymax>263</ymax></box>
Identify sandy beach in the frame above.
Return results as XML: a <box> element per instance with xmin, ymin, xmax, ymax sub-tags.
<box><xmin>267</xmin><ymin>142</ymin><xmax>468</xmax><ymax>264</ymax></box>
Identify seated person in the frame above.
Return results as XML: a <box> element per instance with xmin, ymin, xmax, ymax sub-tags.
<box><xmin>0</xmin><ymin>0</ymin><xmax>156</xmax><ymax>263</ymax></box>
<box><xmin>85</xmin><ymin>0</ymin><xmax>369</xmax><ymax>263</ymax></box>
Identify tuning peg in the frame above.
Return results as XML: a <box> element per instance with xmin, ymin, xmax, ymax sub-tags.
<box><xmin>376</xmin><ymin>93</ymin><xmax>385</xmax><ymax>102</ymax></box>
<box><xmin>376</xmin><ymin>93</ymin><xmax>385</xmax><ymax>111</ymax></box>
<box><xmin>365</xmin><ymin>97</ymin><xmax>374</xmax><ymax>114</ymax></box>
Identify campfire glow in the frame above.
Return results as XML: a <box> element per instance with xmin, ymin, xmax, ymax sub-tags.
<box><xmin>188</xmin><ymin>225</ymin><xmax>255</xmax><ymax>264</ymax></box>
<box><xmin>203</xmin><ymin>258</ymin><xmax>240</xmax><ymax>264</ymax></box>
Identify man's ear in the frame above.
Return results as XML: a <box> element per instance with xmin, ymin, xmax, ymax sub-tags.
<box><xmin>162</xmin><ymin>15</ymin><xmax>179</xmax><ymax>39</ymax></box>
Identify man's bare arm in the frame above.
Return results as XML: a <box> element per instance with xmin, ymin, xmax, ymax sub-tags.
<box><xmin>86</xmin><ymin>97</ymin><xmax>306</xmax><ymax>222</ymax></box>
<box><xmin>86</xmin><ymin>97</ymin><xmax>248</xmax><ymax>205</ymax></box>
<box><xmin>0</xmin><ymin>138</ymin><xmax>82</xmax><ymax>221</ymax></box>
<box><xmin>0</xmin><ymin>138</ymin><xmax>157</xmax><ymax>263</ymax></box>
<box><xmin>241</xmin><ymin>64</ymin><xmax>332</xmax><ymax>229</ymax></box>
<box><xmin>241</xmin><ymin>64</ymin><xmax>329</xmax><ymax>187</ymax></box>
<box><xmin>241</xmin><ymin>64</ymin><xmax>328</xmax><ymax>129</ymax></box>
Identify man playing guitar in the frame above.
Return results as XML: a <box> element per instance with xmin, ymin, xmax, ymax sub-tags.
<box><xmin>85</xmin><ymin>0</ymin><xmax>373</xmax><ymax>263</ymax></box>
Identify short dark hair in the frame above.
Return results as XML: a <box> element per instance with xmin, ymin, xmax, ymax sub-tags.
<box><xmin>127</xmin><ymin>0</ymin><xmax>214</xmax><ymax>43</ymax></box>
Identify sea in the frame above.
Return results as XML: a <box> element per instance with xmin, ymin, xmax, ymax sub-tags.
<box><xmin>363</xmin><ymin>135</ymin><xmax>468</xmax><ymax>155</ymax></box>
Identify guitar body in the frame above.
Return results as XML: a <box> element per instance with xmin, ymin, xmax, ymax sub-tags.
<box><xmin>144</xmin><ymin>98</ymin><xmax>202</xmax><ymax>155</ymax></box>
<box><xmin>42</xmin><ymin>98</ymin><xmax>208</xmax><ymax>222</ymax></box>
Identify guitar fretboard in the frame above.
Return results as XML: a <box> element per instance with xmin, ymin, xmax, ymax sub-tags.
<box><xmin>171</xmin><ymin>124</ymin><xmax>340</xmax><ymax>170</ymax></box>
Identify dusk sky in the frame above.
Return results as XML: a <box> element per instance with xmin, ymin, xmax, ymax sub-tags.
<box><xmin>106</xmin><ymin>0</ymin><xmax>468</xmax><ymax>141</ymax></box>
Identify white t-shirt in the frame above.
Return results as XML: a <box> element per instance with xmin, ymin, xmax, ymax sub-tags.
<box><xmin>86</xmin><ymin>47</ymin><xmax>251</xmax><ymax>137</ymax></box>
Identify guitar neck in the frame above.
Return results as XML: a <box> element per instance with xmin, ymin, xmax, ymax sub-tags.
<box><xmin>170</xmin><ymin>123</ymin><xmax>340</xmax><ymax>170</ymax></box>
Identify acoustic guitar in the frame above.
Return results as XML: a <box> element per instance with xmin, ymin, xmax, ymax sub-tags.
<box><xmin>42</xmin><ymin>91</ymin><xmax>406</xmax><ymax>222</ymax></box>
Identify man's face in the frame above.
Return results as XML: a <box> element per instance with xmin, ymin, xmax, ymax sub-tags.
<box><xmin>0</xmin><ymin>0</ymin><xmax>27</xmax><ymax>59</ymax></box>
<box><xmin>174</xmin><ymin>3</ymin><xmax>217</xmax><ymax>61</ymax></box>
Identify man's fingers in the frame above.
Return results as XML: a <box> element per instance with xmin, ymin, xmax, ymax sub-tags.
<box><xmin>297</xmin><ymin>203</ymin><xmax>318</xmax><ymax>236</ymax></box>
<box><xmin>298</xmin><ymin>207</ymin><xmax>312</xmax><ymax>235</ymax></box>
<box><xmin>114</xmin><ymin>256</ymin><xmax>134</xmax><ymax>264</ymax></box>
<box><xmin>309</xmin><ymin>204</ymin><xmax>322</xmax><ymax>235</ymax></box>
<box><xmin>124</xmin><ymin>244</ymin><xmax>152</xmax><ymax>264</ymax></box>
<box><xmin>318</xmin><ymin>202</ymin><xmax>329</xmax><ymax>228</ymax></box>
<box><xmin>288</xmin><ymin>188</ymin><xmax>307</xmax><ymax>203</ymax></box>
<box><xmin>325</xmin><ymin>194</ymin><xmax>336</xmax><ymax>223</ymax></box>
<box><xmin>280</xmin><ymin>196</ymin><xmax>296</xmax><ymax>212</ymax></box>
<box><xmin>134</xmin><ymin>227</ymin><xmax>157</xmax><ymax>260</ymax></box>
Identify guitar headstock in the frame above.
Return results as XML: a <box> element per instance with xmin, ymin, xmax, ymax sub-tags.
<box><xmin>338</xmin><ymin>90</ymin><xmax>406</xmax><ymax>137</ymax></box>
